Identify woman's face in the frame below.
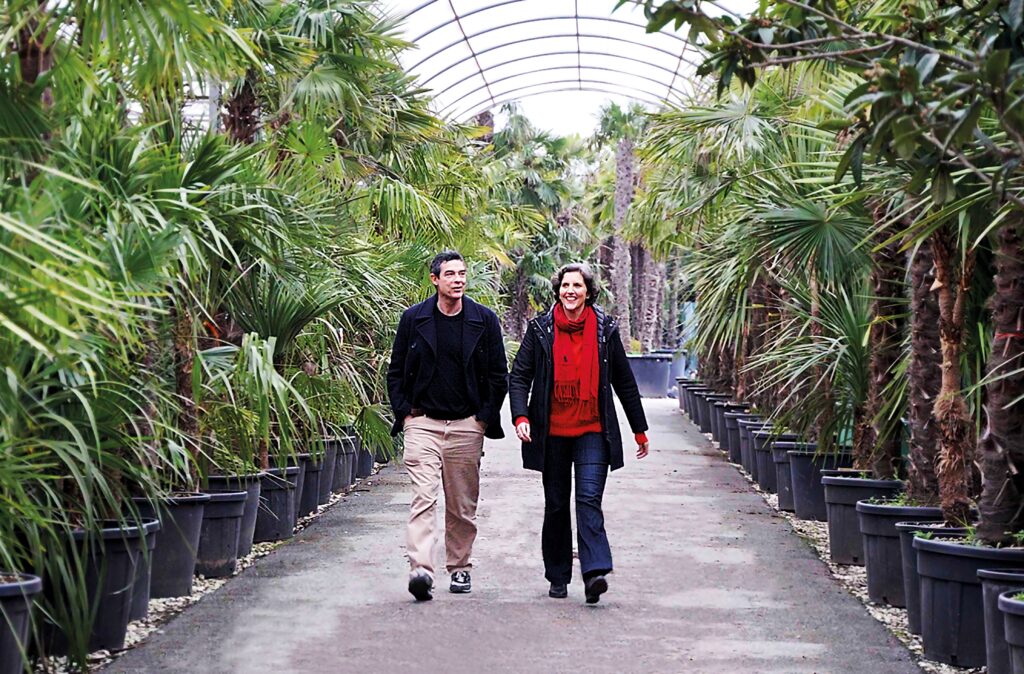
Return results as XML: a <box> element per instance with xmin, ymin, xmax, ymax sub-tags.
<box><xmin>559</xmin><ymin>271</ymin><xmax>587</xmax><ymax>314</ymax></box>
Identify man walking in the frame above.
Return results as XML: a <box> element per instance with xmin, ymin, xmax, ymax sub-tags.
<box><xmin>387</xmin><ymin>250</ymin><xmax>508</xmax><ymax>601</ymax></box>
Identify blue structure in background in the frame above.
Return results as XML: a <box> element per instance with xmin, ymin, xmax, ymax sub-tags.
<box><xmin>680</xmin><ymin>300</ymin><xmax>698</xmax><ymax>377</ymax></box>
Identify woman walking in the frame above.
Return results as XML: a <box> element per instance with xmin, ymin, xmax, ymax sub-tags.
<box><xmin>509</xmin><ymin>262</ymin><xmax>649</xmax><ymax>604</ymax></box>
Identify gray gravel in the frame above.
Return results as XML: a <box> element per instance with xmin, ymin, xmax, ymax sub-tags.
<box><xmin>102</xmin><ymin>399</ymin><xmax>922</xmax><ymax>674</ymax></box>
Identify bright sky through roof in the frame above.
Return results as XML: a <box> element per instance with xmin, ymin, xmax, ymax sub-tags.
<box><xmin>385</xmin><ymin>0</ymin><xmax>754</xmax><ymax>135</ymax></box>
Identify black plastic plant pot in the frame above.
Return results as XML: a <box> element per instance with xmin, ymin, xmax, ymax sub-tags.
<box><xmin>349</xmin><ymin>435</ymin><xmax>361</xmax><ymax>485</ymax></box>
<box><xmin>254</xmin><ymin>467</ymin><xmax>300</xmax><ymax>543</ymax></box>
<box><xmin>752</xmin><ymin>432</ymin><xmax>800</xmax><ymax>493</ymax></box>
<box><xmin>299</xmin><ymin>453</ymin><xmax>324</xmax><ymax>518</ymax></box>
<box><xmin>711</xmin><ymin>402</ymin><xmax>745</xmax><ymax>446</ymax></box>
<box><xmin>821</xmin><ymin>476</ymin><xmax>902</xmax><ymax>565</ymax></box>
<box><xmin>676</xmin><ymin>378</ymin><xmax>702</xmax><ymax>412</ymax></box>
<box><xmin>771</xmin><ymin>442</ymin><xmax>814</xmax><ymax>512</ymax></box>
<box><xmin>913</xmin><ymin>536</ymin><xmax>1024</xmax><ymax>667</ymax></box>
<box><xmin>698</xmin><ymin>394</ymin><xmax>729</xmax><ymax>434</ymax></box>
<box><xmin>331</xmin><ymin>435</ymin><xmax>354</xmax><ymax>493</ymax></box>
<box><xmin>195</xmin><ymin>491</ymin><xmax>248</xmax><ymax>579</ymax></box>
<box><xmin>787</xmin><ymin>450</ymin><xmax>847</xmax><ymax>522</ymax></box>
<box><xmin>998</xmin><ymin>591</ymin><xmax>1024</xmax><ymax>674</ymax></box>
<box><xmin>625</xmin><ymin>353</ymin><xmax>671</xmax><ymax>397</ymax></box>
<box><xmin>134</xmin><ymin>493</ymin><xmax>210</xmax><ymax>598</ymax></box>
<box><xmin>0</xmin><ymin>573</ymin><xmax>42</xmax><ymax>674</ymax></box>
<box><xmin>895</xmin><ymin>521</ymin><xmax>969</xmax><ymax>635</ymax></box>
<box><xmin>737</xmin><ymin>420</ymin><xmax>770</xmax><ymax>477</ymax></box>
<box><xmin>317</xmin><ymin>441</ymin><xmax>338</xmax><ymax>506</ymax></box>
<box><xmin>979</xmin><ymin>569</ymin><xmax>1024</xmax><ymax>674</ymax></box>
<box><xmin>855</xmin><ymin>502</ymin><xmax>943</xmax><ymax>607</ymax></box>
<box><xmin>206</xmin><ymin>473</ymin><xmax>262</xmax><ymax>559</ymax></box>
<box><xmin>724</xmin><ymin>413</ymin><xmax>759</xmax><ymax>464</ymax></box>
<box><xmin>356</xmin><ymin>443</ymin><xmax>374</xmax><ymax>479</ymax></box>
<box><xmin>42</xmin><ymin>520</ymin><xmax>147</xmax><ymax>655</ymax></box>
<box><xmin>688</xmin><ymin>388</ymin><xmax>713</xmax><ymax>426</ymax></box>
<box><xmin>127</xmin><ymin>518</ymin><xmax>161</xmax><ymax>621</ymax></box>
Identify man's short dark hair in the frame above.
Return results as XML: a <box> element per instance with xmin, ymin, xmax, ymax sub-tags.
<box><xmin>430</xmin><ymin>250</ymin><xmax>464</xmax><ymax>277</ymax></box>
<box><xmin>551</xmin><ymin>262</ymin><xmax>600</xmax><ymax>306</ymax></box>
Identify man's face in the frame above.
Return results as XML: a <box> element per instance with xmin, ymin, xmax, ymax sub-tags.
<box><xmin>431</xmin><ymin>259</ymin><xmax>467</xmax><ymax>302</ymax></box>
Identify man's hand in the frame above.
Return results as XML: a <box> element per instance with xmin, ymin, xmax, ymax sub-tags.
<box><xmin>515</xmin><ymin>419</ymin><xmax>532</xmax><ymax>443</ymax></box>
<box><xmin>637</xmin><ymin>440</ymin><xmax>649</xmax><ymax>459</ymax></box>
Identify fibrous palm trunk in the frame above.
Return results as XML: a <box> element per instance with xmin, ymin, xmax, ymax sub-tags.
<box><xmin>17</xmin><ymin>1</ymin><xmax>53</xmax><ymax>106</ymax></box>
<box><xmin>638</xmin><ymin>250</ymin><xmax>664</xmax><ymax>352</ymax></box>
<box><xmin>977</xmin><ymin>214</ymin><xmax>1024</xmax><ymax>543</ymax></box>
<box><xmin>173</xmin><ymin>304</ymin><xmax>199</xmax><ymax>483</ymax></box>
<box><xmin>610</xmin><ymin>137</ymin><xmax>635</xmax><ymax>350</ymax></box>
<box><xmin>504</xmin><ymin>263</ymin><xmax>530</xmax><ymax>342</ymax></box>
<box><xmin>931</xmin><ymin>227</ymin><xmax>977</xmax><ymax>525</ymax></box>
<box><xmin>905</xmin><ymin>242</ymin><xmax>942</xmax><ymax>505</ymax></box>
<box><xmin>224</xmin><ymin>70</ymin><xmax>260</xmax><ymax>144</ymax></box>
<box><xmin>866</xmin><ymin>215</ymin><xmax>906</xmax><ymax>478</ymax></box>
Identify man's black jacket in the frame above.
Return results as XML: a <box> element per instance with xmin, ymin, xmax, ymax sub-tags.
<box><xmin>387</xmin><ymin>294</ymin><xmax>508</xmax><ymax>439</ymax></box>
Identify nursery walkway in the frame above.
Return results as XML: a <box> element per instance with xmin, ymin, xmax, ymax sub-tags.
<box><xmin>106</xmin><ymin>399</ymin><xmax>920</xmax><ymax>674</ymax></box>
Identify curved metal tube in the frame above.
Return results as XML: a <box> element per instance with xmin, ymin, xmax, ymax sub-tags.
<box><xmin>420</xmin><ymin>32</ymin><xmax>701</xmax><ymax>88</ymax></box>
<box><xmin>427</xmin><ymin>49</ymin><xmax>688</xmax><ymax>101</ymax></box>
<box><xmin>413</xmin><ymin>0</ymin><xmax>529</xmax><ymax>42</ymax></box>
<box><xmin>450</xmin><ymin>77</ymin><xmax>675</xmax><ymax>120</ymax></box>
<box><xmin>438</xmin><ymin>64</ymin><xmax>688</xmax><ymax>115</ymax></box>
<box><xmin>409</xmin><ymin>15</ymin><xmax>689</xmax><ymax>72</ymax></box>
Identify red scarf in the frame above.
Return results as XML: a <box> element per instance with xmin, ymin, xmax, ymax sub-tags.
<box><xmin>552</xmin><ymin>304</ymin><xmax>599</xmax><ymax>421</ymax></box>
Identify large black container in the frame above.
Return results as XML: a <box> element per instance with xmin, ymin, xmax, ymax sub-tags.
<box><xmin>626</xmin><ymin>353</ymin><xmax>671</xmax><ymax>397</ymax></box>
<box><xmin>771</xmin><ymin>442</ymin><xmax>814</xmax><ymax>512</ymax></box>
<box><xmin>330</xmin><ymin>436</ymin><xmax>352</xmax><ymax>493</ymax></box>
<box><xmin>752</xmin><ymin>432</ymin><xmax>800</xmax><ymax>492</ymax></box>
<box><xmin>675</xmin><ymin>377</ymin><xmax>702</xmax><ymax>412</ymax></box>
<box><xmin>349</xmin><ymin>434</ymin><xmax>361</xmax><ymax>485</ymax></box>
<box><xmin>299</xmin><ymin>453</ymin><xmax>325</xmax><ymax>518</ymax></box>
<box><xmin>253</xmin><ymin>466</ymin><xmax>300</xmax><ymax>543</ymax></box>
<box><xmin>206</xmin><ymin>473</ymin><xmax>262</xmax><ymax>559</ymax></box>
<box><xmin>687</xmin><ymin>388</ymin><xmax>713</xmax><ymax>426</ymax></box>
<box><xmin>317</xmin><ymin>441</ymin><xmax>338</xmax><ymax>506</ymax></box>
<box><xmin>724</xmin><ymin>413</ymin><xmax>759</xmax><ymax>464</ymax></box>
<box><xmin>821</xmin><ymin>476</ymin><xmax>902</xmax><ymax>565</ymax></box>
<box><xmin>134</xmin><ymin>493</ymin><xmax>210</xmax><ymax>598</ymax></box>
<box><xmin>195</xmin><ymin>491</ymin><xmax>248</xmax><ymax>578</ymax></box>
<box><xmin>998</xmin><ymin>591</ymin><xmax>1024</xmax><ymax>674</ymax></box>
<box><xmin>42</xmin><ymin>520</ymin><xmax>147</xmax><ymax>655</ymax></box>
<box><xmin>895</xmin><ymin>522</ymin><xmax>969</xmax><ymax>635</ymax></box>
<box><xmin>0</xmin><ymin>573</ymin><xmax>41</xmax><ymax>674</ymax></box>
<box><xmin>127</xmin><ymin>517</ymin><xmax>161</xmax><ymax>621</ymax></box>
<box><xmin>855</xmin><ymin>502</ymin><xmax>943</xmax><ymax>606</ymax></box>
<box><xmin>914</xmin><ymin>537</ymin><xmax>1024</xmax><ymax>667</ymax></box>
<box><xmin>980</xmin><ymin>569</ymin><xmax>1024</xmax><ymax>674</ymax></box>
<box><xmin>698</xmin><ymin>394</ymin><xmax>730</xmax><ymax>434</ymax></box>
<box><xmin>711</xmin><ymin>402</ymin><xmax>746</xmax><ymax>447</ymax></box>
<box><xmin>737</xmin><ymin>419</ymin><xmax>770</xmax><ymax>477</ymax></box>
<box><xmin>356</xmin><ymin>440</ymin><xmax>374</xmax><ymax>479</ymax></box>
<box><xmin>787</xmin><ymin>450</ymin><xmax>848</xmax><ymax>521</ymax></box>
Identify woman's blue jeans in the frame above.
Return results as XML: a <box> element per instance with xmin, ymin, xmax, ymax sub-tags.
<box><xmin>542</xmin><ymin>432</ymin><xmax>612</xmax><ymax>584</ymax></box>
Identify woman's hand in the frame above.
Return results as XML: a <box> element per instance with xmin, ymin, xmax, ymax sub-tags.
<box><xmin>636</xmin><ymin>440</ymin><xmax>649</xmax><ymax>459</ymax></box>
<box><xmin>515</xmin><ymin>419</ymin><xmax>532</xmax><ymax>442</ymax></box>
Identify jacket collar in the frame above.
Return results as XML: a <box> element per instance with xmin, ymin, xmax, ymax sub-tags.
<box><xmin>413</xmin><ymin>294</ymin><xmax>485</xmax><ymax>362</ymax></box>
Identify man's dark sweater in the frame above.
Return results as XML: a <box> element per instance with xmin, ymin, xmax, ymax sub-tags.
<box><xmin>416</xmin><ymin>307</ymin><xmax>472</xmax><ymax>420</ymax></box>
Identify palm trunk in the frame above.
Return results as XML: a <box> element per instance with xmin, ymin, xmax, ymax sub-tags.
<box><xmin>906</xmin><ymin>241</ymin><xmax>942</xmax><ymax>505</ymax></box>
<box><xmin>17</xmin><ymin>1</ymin><xmax>53</xmax><ymax>106</ymax></box>
<box><xmin>931</xmin><ymin>228</ymin><xmax>977</xmax><ymax>525</ymax></box>
<box><xmin>173</xmin><ymin>305</ymin><xmax>199</xmax><ymax>484</ymax></box>
<box><xmin>809</xmin><ymin>268</ymin><xmax>835</xmax><ymax>449</ymax></box>
<box><xmin>224</xmin><ymin>70</ymin><xmax>260</xmax><ymax>144</ymax></box>
<box><xmin>977</xmin><ymin>214</ymin><xmax>1024</xmax><ymax>543</ymax></box>
<box><xmin>867</xmin><ymin>214</ymin><xmax>906</xmax><ymax>478</ymax></box>
<box><xmin>638</xmin><ymin>250</ymin><xmax>663</xmax><ymax>352</ymax></box>
<box><xmin>610</xmin><ymin>137</ymin><xmax>636</xmax><ymax>350</ymax></box>
<box><xmin>503</xmin><ymin>264</ymin><xmax>530</xmax><ymax>341</ymax></box>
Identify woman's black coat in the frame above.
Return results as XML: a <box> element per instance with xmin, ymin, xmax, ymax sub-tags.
<box><xmin>508</xmin><ymin>304</ymin><xmax>648</xmax><ymax>472</ymax></box>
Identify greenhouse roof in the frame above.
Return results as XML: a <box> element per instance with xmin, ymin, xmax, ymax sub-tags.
<box><xmin>385</xmin><ymin>0</ymin><xmax>749</xmax><ymax>122</ymax></box>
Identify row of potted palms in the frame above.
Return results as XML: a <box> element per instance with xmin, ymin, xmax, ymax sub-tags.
<box><xmin>0</xmin><ymin>1</ymin><xmax>552</xmax><ymax>671</ymax></box>
<box><xmin>631</xmin><ymin>0</ymin><xmax>1024</xmax><ymax>670</ymax></box>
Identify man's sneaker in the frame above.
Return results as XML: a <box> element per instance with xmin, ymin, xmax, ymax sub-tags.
<box><xmin>549</xmin><ymin>582</ymin><xmax>568</xmax><ymax>599</ymax></box>
<box><xmin>408</xmin><ymin>570</ymin><xmax>433</xmax><ymax>601</ymax></box>
<box><xmin>450</xmin><ymin>570</ymin><xmax>471</xmax><ymax>594</ymax></box>
<box><xmin>584</xmin><ymin>575</ymin><xmax>608</xmax><ymax>604</ymax></box>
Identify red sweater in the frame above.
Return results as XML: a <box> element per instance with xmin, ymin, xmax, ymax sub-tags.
<box><xmin>514</xmin><ymin>415</ymin><xmax>647</xmax><ymax>445</ymax></box>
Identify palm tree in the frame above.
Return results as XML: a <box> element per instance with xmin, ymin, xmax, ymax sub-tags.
<box><xmin>593</xmin><ymin>102</ymin><xmax>649</xmax><ymax>350</ymax></box>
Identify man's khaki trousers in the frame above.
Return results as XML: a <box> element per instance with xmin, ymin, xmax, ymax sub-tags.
<box><xmin>403</xmin><ymin>415</ymin><xmax>485</xmax><ymax>577</ymax></box>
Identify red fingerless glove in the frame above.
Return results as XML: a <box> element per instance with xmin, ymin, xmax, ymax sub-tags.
<box><xmin>515</xmin><ymin>416</ymin><xmax>529</xmax><ymax>427</ymax></box>
<box><xmin>635</xmin><ymin>432</ymin><xmax>648</xmax><ymax>445</ymax></box>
